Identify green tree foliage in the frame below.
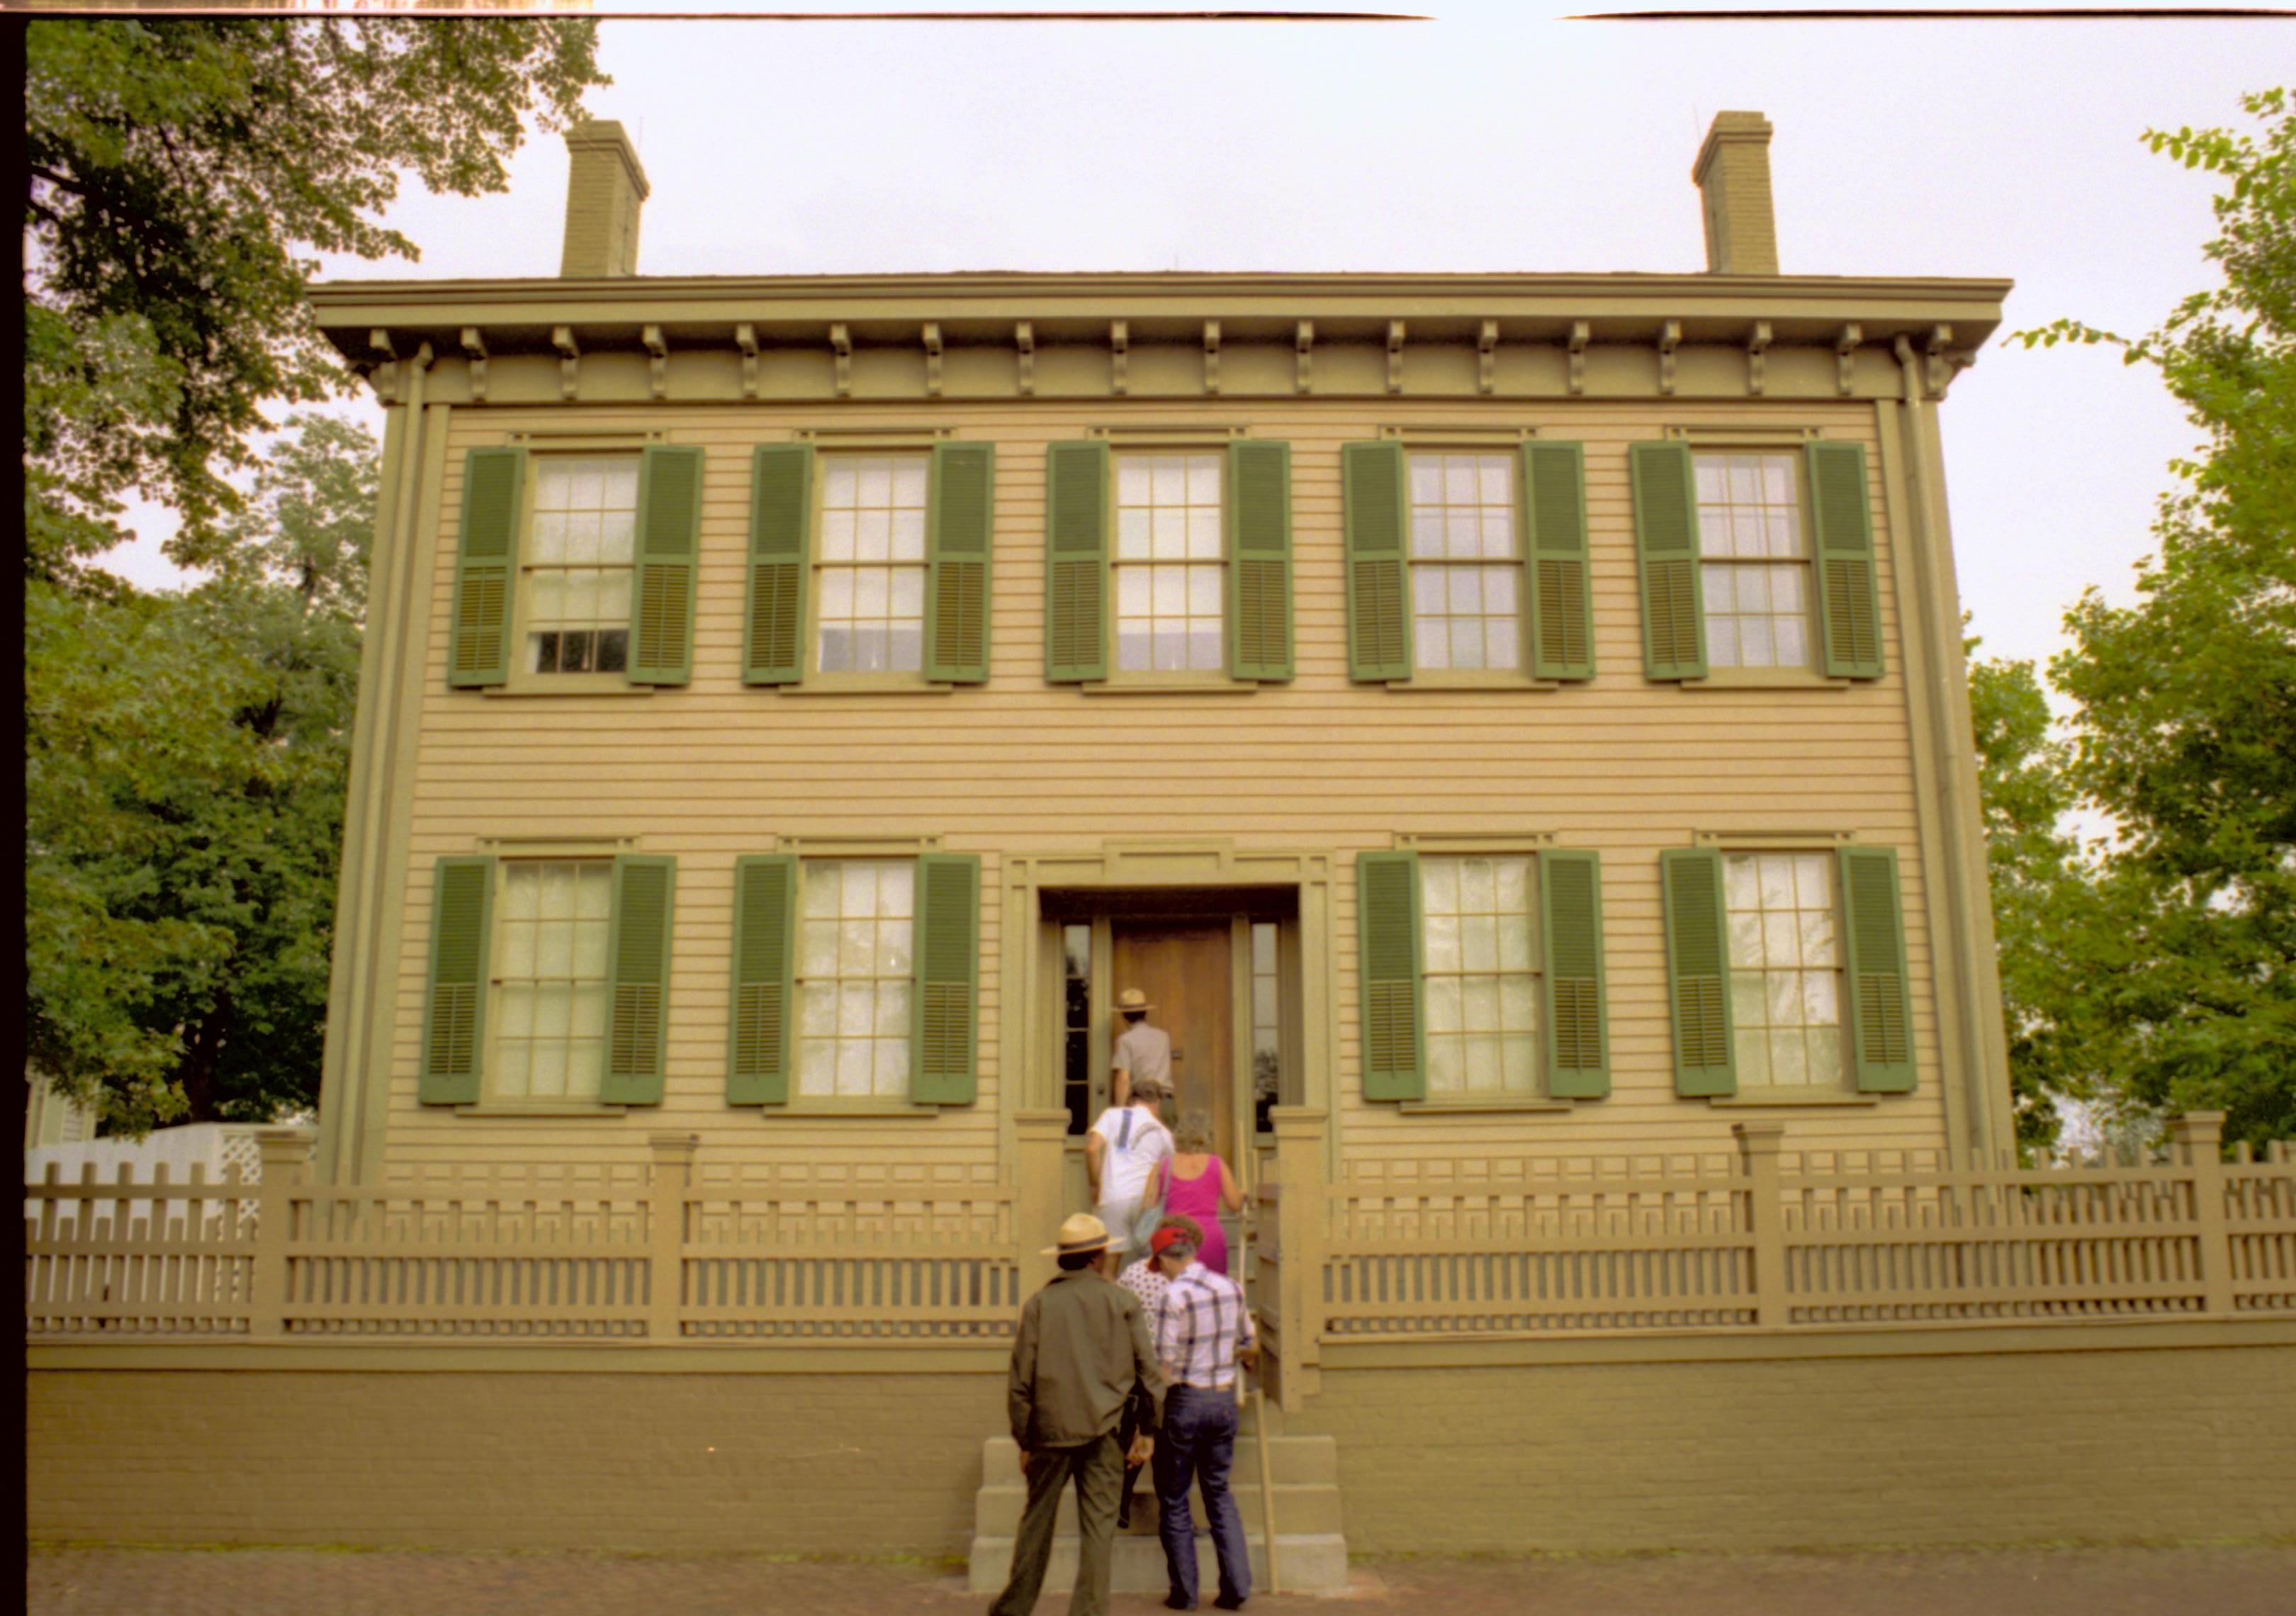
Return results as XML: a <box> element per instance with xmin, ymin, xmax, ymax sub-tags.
<box><xmin>27</xmin><ymin>416</ymin><xmax>378</xmax><ymax>1133</ymax></box>
<box><xmin>2010</xmin><ymin>89</ymin><xmax>2296</xmax><ymax>1150</ymax></box>
<box><xmin>23</xmin><ymin>17</ymin><xmax>604</xmax><ymax>585</ymax></box>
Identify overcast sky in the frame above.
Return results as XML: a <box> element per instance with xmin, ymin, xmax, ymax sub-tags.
<box><xmin>98</xmin><ymin>0</ymin><xmax>2275</xmax><ymax>683</ymax></box>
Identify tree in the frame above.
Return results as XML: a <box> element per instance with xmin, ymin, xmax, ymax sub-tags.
<box><xmin>2012</xmin><ymin>89</ymin><xmax>2296</xmax><ymax>1150</ymax></box>
<box><xmin>26</xmin><ymin>416</ymin><xmax>378</xmax><ymax>1133</ymax></box>
<box><xmin>23</xmin><ymin>18</ymin><xmax>604</xmax><ymax>586</ymax></box>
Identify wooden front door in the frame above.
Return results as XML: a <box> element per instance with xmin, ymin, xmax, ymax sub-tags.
<box><xmin>1111</xmin><ymin>921</ymin><xmax>1235</xmax><ymax>1165</ymax></box>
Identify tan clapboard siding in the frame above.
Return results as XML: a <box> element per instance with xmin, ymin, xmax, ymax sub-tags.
<box><xmin>383</xmin><ymin>398</ymin><xmax>1944</xmax><ymax>1172</ymax></box>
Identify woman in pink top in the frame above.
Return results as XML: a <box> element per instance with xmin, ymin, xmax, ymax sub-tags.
<box><xmin>1164</xmin><ymin>1110</ymin><xmax>1247</xmax><ymax>1275</ymax></box>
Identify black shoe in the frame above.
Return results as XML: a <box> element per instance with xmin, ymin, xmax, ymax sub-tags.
<box><xmin>1214</xmin><ymin>1596</ymin><xmax>1247</xmax><ymax>1611</ymax></box>
<box><xmin>1164</xmin><ymin>1596</ymin><xmax>1196</xmax><ymax>1611</ymax></box>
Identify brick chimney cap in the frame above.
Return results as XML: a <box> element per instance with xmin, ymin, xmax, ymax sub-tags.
<box><xmin>1693</xmin><ymin>111</ymin><xmax>1774</xmax><ymax>183</ymax></box>
<box><xmin>565</xmin><ymin>119</ymin><xmax>651</xmax><ymax>201</ymax></box>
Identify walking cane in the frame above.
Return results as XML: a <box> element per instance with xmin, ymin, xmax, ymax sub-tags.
<box><xmin>1243</xmin><ymin>1203</ymin><xmax>1281</xmax><ymax>1595</ymax></box>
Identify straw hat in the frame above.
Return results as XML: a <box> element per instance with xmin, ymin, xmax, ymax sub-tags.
<box><xmin>1116</xmin><ymin>988</ymin><xmax>1154</xmax><ymax>1015</ymax></box>
<box><xmin>1040</xmin><ymin>1211</ymin><xmax>1112</xmax><ymax>1258</ymax></box>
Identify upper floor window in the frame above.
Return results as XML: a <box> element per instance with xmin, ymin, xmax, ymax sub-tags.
<box><xmin>491</xmin><ymin>860</ymin><xmax>614</xmax><ymax>1101</ymax></box>
<box><xmin>1723</xmin><ymin>851</ymin><xmax>1842</xmax><ymax>1089</ymax></box>
<box><xmin>1695</xmin><ymin>453</ymin><xmax>1811</xmax><ymax>670</ymax></box>
<box><xmin>816</xmin><ymin>455</ymin><xmax>929</xmax><ymax>676</ymax></box>
<box><xmin>1114</xmin><ymin>453</ymin><xmax>1225</xmax><ymax>675</ymax></box>
<box><xmin>1408</xmin><ymin>453</ymin><xmax>1521</xmax><ymax>673</ymax></box>
<box><xmin>525</xmin><ymin>456</ymin><xmax>638</xmax><ymax>675</ymax></box>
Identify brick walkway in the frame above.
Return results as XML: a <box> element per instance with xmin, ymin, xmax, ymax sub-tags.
<box><xmin>26</xmin><ymin>1544</ymin><xmax>2296</xmax><ymax>1615</ymax></box>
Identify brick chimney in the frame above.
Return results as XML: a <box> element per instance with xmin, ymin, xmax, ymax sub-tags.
<box><xmin>1693</xmin><ymin>111</ymin><xmax>1778</xmax><ymax>276</ymax></box>
<box><xmin>559</xmin><ymin>120</ymin><xmax>650</xmax><ymax>279</ymax></box>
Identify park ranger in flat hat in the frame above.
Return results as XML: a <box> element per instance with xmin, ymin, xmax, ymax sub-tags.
<box><xmin>1110</xmin><ymin>987</ymin><xmax>1172</xmax><ymax>1111</ymax></box>
<box><xmin>991</xmin><ymin>1213</ymin><xmax>1164</xmax><ymax>1616</ymax></box>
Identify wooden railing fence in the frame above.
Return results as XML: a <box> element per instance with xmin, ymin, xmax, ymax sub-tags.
<box><xmin>1252</xmin><ymin>1108</ymin><xmax>2296</xmax><ymax>1408</ymax></box>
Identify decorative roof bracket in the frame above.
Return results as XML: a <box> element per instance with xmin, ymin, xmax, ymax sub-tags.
<box><xmin>642</xmin><ymin>324</ymin><xmax>669</xmax><ymax>399</ymax></box>
<box><xmin>1478</xmin><ymin>319</ymin><xmax>1499</xmax><ymax>395</ymax></box>
<box><xmin>736</xmin><ymin>322</ymin><xmax>759</xmax><ymax>399</ymax></box>
<box><xmin>551</xmin><ymin>325</ymin><xmax>580</xmax><ymax>400</ymax></box>
<box><xmin>1658</xmin><ymin>319</ymin><xmax>1681</xmax><ymax>396</ymax></box>
<box><xmin>1568</xmin><ymin>320</ymin><xmax>1589</xmax><ymax>395</ymax></box>
<box><xmin>1746</xmin><ymin>320</ymin><xmax>1771</xmax><ymax>397</ymax></box>
<box><xmin>922</xmin><ymin>322</ymin><xmax>943</xmax><ymax>397</ymax></box>
<box><xmin>1015</xmin><ymin>321</ymin><xmax>1035</xmax><ymax>396</ymax></box>
<box><xmin>1835</xmin><ymin>323</ymin><xmax>1862</xmax><ymax>396</ymax></box>
<box><xmin>1110</xmin><ymin>320</ymin><xmax>1129</xmax><ymax>396</ymax></box>
<box><xmin>1203</xmin><ymin>320</ymin><xmax>1221</xmax><ymax>396</ymax></box>
<box><xmin>1925</xmin><ymin>324</ymin><xmax>1954</xmax><ymax>397</ymax></box>
<box><xmin>460</xmin><ymin>327</ymin><xmax>487</xmax><ymax>403</ymax></box>
<box><xmin>1295</xmin><ymin>320</ymin><xmax>1314</xmax><ymax>395</ymax></box>
<box><xmin>830</xmin><ymin>322</ymin><xmax>852</xmax><ymax>398</ymax></box>
<box><xmin>1387</xmin><ymin>320</ymin><xmax>1406</xmax><ymax>395</ymax></box>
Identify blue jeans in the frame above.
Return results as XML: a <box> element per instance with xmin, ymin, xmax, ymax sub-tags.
<box><xmin>1155</xmin><ymin>1385</ymin><xmax>1250</xmax><ymax>1608</ymax></box>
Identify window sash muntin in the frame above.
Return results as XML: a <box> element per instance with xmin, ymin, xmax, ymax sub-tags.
<box><xmin>794</xmin><ymin>858</ymin><xmax>918</xmax><ymax>1100</ymax></box>
<box><xmin>489</xmin><ymin>859</ymin><xmax>614</xmax><ymax>1101</ymax></box>
<box><xmin>1722</xmin><ymin>850</ymin><xmax>1845</xmax><ymax>1089</ymax></box>
<box><xmin>1114</xmin><ymin>451</ymin><xmax>1225</xmax><ymax>674</ymax></box>
<box><xmin>1406</xmin><ymin>451</ymin><xmax>1523</xmax><ymax>673</ymax></box>
<box><xmin>1695</xmin><ymin>451</ymin><xmax>1813</xmax><ymax>670</ymax></box>
<box><xmin>1419</xmin><ymin>853</ymin><xmax>1541</xmax><ymax>1099</ymax></box>
<box><xmin>523</xmin><ymin>456</ymin><xmax>638</xmax><ymax>675</ymax></box>
<box><xmin>814</xmin><ymin>454</ymin><xmax>929</xmax><ymax>676</ymax></box>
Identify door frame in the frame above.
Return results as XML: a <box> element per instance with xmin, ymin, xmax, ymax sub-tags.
<box><xmin>1000</xmin><ymin>841</ymin><xmax>1336</xmax><ymax>1185</ymax></box>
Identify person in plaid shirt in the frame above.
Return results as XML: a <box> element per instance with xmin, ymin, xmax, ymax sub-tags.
<box><xmin>1114</xmin><ymin>1214</ymin><xmax>1204</xmax><ymax>1530</ymax></box>
<box><xmin>1150</xmin><ymin>1228</ymin><xmax>1258</xmax><ymax>1610</ymax></box>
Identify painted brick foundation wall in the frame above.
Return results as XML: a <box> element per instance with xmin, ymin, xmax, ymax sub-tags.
<box><xmin>28</xmin><ymin>1330</ymin><xmax>2296</xmax><ymax>1556</ymax></box>
<box><xmin>1295</xmin><ymin>1338</ymin><xmax>2296</xmax><ymax>1553</ymax></box>
<box><xmin>27</xmin><ymin>1364</ymin><xmax>1006</xmax><ymax>1556</ymax></box>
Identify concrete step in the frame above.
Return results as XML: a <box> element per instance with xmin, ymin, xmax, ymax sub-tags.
<box><xmin>965</xmin><ymin>1528</ymin><xmax>1350</xmax><ymax>1595</ymax></box>
<box><xmin>975</xmin><ymin>1476</ymin><xmax>1345</xmax><ymax>1537</ymax></box>
<box><xmin>979</xmin><ymin>1433</ymin><xmax>1339</xmax><ymax>1487</ymax></box>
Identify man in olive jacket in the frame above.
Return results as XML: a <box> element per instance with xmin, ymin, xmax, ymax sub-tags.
<box><xmin>991</xmin><ymin>1212</ymin><xmax>1164</xmax><ymax>1616</ymax></box>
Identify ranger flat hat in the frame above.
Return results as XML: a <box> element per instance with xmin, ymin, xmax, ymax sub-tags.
<box><xmin>1116</xmin><ymin>988</ymin><xmax>1154</xmax><ymax>1014</ymax></box>
<box><xmin>1041</xmin><ymin>1211</ymin><xmax>1112</xmax><ymax>1257</ymax></box>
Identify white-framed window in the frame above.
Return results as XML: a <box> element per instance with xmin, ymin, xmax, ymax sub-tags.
<box><xmin>1420</xmin><ymin>854</ymin><xmax>1539</xmax><ymax>1098</ymax></box>
<box><xmin>1251</xmin><ymin>920</ymin><xmax>1282</xmax><ymax>1135</ymax></box>
<box><xmin>524</xmin><ymin>456</ymin><xmax>637</xmax><ymax>675</ymax></box>
<box><xmin>796</xmin><ymin>858</ymin><xmax>916</xmax><ymax>1099</ymax></box>
<box><xmin>1696</xmin><ymin>452</ymin><xmax>1813</xmax><ymax>670</ymax></box>
<box><xmin>1407</xmin><ymin>452</ymin><xmax>1521</xmax><ymax>673</ymax></box>
<box><xmin>490</xmin><ymin>860</ymin><xmax>614</xmax><ymax>1100</ymax></box>
<box><xmin>816</xmin><ymin>454</ymin><xmax>930</xmax><ymax>675</ymax></box>
<box><xmin>1114</xmin><ymin>452</ymin><xmax>1225</xmax><ymax>673</ymax></box>
<box><xmin>1724</xmin><ymin>851</ymin><xmax>1844</xmax><ymax>1088</ymax></box>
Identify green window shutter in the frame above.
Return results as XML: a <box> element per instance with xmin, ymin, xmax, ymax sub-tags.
<box><xmin>744</xmin><ymin>444</ymin><xmax>813</xmax><ymax>685</ymax></box>
<box><xmin>1660</xmin><ymin>848</ymin><xmax>1736</xmax><ymax>1096</ymax></box>
<box><xmin>1808</xmin><ymin>442</ymin><xmax>1886</xmax><ymax>680</ymax></box>
<box><xmin>448</xmin><ymin>448</ymin><xmax>524</xmax><ymax>688</ymax></box>
<box><xmin>601</xmin><ymin>854</ymin><xmax>675</xmax><ymax>1104</ymax></box>
<box><xmin>1631</xmin><ymin>442</ymin><xmax>1707</xmax><ymax>681</ymax></box>
<box><xmin>1840</xmin><ymin>846</ymin><xmax>1916</xmax><ymax>1093</ymax></box>
<box><xmin>911</xmin><ymin>853</ymin><xmax>981</xmax><ymax>1104</ymax></box>
<box><xmin>1341</xmin><ymin>441</ymin><xmax>1412</xmax><ymax>683</ymax></box>
<box><xmin>1539</xmin><ymin>851</ymin><xmax>1609</xmax><ymax>1099</ymax></box>
<box><xmin>420</xmin><ymin>855</ymin><xmax>495</xmax><ymax>1104</ymax></box>
<box><xmin>1356</xmin><ymin>851</ymin><xmax>1424</xmax><ymax>1101</ymax></box>
<box><xmin>1227</xmin><ymin>440</ymin><xmax>1295</xmax><ymax>682</ymax></box>
<box><xmin>630</xmin><ymin>446</ymin><xmax>703</xmax><ymax>685</ymax></box>
<box><xmin>727</xmin><ymin>855</ymin><xmax>798</xmax><ymax>1105</ymax></box>
<box><xmin>925</xmin><ymin>443</ymin><xmax>995</xmax><ymax>684</ymax></box>
<box><xmin>1044</xmin><ymin>441</ymin><xmax>1108</xmax><ymax>683</ymax></box>
<box><xmin>1522</xmin><ymin>441</ymin><xmax>1596</xmax><ymax>681</ymax></box>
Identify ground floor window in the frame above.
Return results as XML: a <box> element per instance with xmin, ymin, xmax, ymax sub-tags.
<box><xmin>1420</xmin><ymin>853</ymin><xmax>1540</xmax><ymax>1098</ymax></box>
<box><xmin>490</xmin><ymin>860</ymin><xmax>614</xmax><ymax>1101</ymax></box>
<box><xmin>1724</xmin><ymin>851</ymin><xmax>1844</xmax><ymax>1089</ymax></box>
<box><xmin>797</xmin><ymin>859</ymin><xmax>916</xmax><ymax>1099</ymax></box>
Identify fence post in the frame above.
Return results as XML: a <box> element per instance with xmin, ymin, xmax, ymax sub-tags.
<box><xmin>2168</xmin><ymin>1111</ymin><xmax>2234</xmax><ymax>1315</ymax></box>
<box><xmin>1013</xmin><ymin>1110</ymin><xmax>1071</xmax><ymax>1303</ymax></box>
<box><xmin>648</xmin><ymin>1132</ymin><xmax>699</xmax><ymax>1342</ymax></box>
<box><xmin>248</xmin><ymin>1128</ymin><xmax>313</xmax><ymax>1339</ymax></box>
<box><xmin>1271</xmin><ymin>1106</ymin><xmax>1328</xmax><ymax>1408</ymax></box>
<box><xmin>1733</xmin><ymin>1121</ymin><xmax>1789</xmax><ymax>1329</ymax></box>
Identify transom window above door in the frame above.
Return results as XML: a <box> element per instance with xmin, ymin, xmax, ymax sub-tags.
<box><xmin>816</xmin><ymin>455</ymin><xmax>929</xmax><ymax>675</ymax></box>
<box><xmin>525</xmin><ymin>456</ymin><xmax>637</xmax><ymax>675</ymax></box>
<box><xmin>1114</xmin><ymin>453</ymin><xmax>1225</xmax><ymax>674</ymax></box>
<box><xmin>1407</xmin><ymin>453</ymin><xmax>1522</xmax><ymax>673</ymax></box>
